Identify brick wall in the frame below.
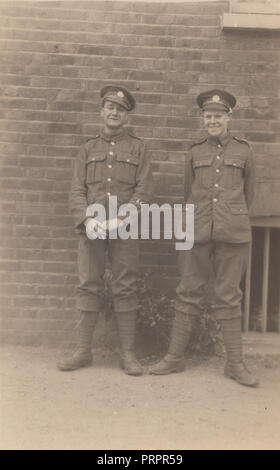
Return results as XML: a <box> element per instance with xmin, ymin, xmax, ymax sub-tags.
<box><xmin>0</xmin><ymin>0</ymin><xmax>279</xmax><ymax>346</ymax></box>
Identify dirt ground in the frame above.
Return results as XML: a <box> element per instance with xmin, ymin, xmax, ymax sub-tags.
<box><xmin>0</xmin><ymin>345</ymin><xmax>279</xmax><ymax>450</ymax></box>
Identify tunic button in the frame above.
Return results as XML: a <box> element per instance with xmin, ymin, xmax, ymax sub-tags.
<box><xmin>217</xmin><ymin>144</ymin><xmax>222</xmax><ymax>148</ymax></box>
<box><xmin>126</xmin><ymin>159</ymin><xmax>130</xmax><ymax>162</ymax></box>
<box><xmin>111</xmin><ymin>142</ymin><xmax>115</xmax><ymax>145</ymax></box>
<box><xmin>107</xmin><ymin>178</ymin><xmax>111</xmax><ymax>182</ymax></box>
<box><xmin>214</xmin><ymin>183</ymin><xmax>219</xmax><ymax>188</ymax></box>
<box><xmin>216</xmin><ymin>169</ymin><xmax>220</xmax><ymax>173</ymax></box>
<box><xmin>216</xmin><ymin>156</ymin><xmax>220</xmax><ymax>160</ymax></box>
<box><xmin>213</xmin><ymin>198</ymin><xmax>218</xmax><ymax>202</ymax></box>
<box><xmin>109</xmin><ymin>151</ymin><xmax>114</xmax><ymax>156</ymax></box>
<box><xmin>107</xmin><ymin>192</ymin><xmax>111</xmax><ymax>196</ymax></box>
<box><xmin>108</xmin><ymin>164</ymin><xmax>112</xmax><ymax>169</ymax></box>
<box><xmin>92</xmin><ymin>157</ymin><xmax>95</xmax><ymax>161</ymax></box>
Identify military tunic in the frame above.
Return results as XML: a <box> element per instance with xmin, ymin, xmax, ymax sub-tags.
<box><xmin>70</xmin><ymin>128</ymin><xmax>153</xmax><ymax>313</ymax></box>
<box><xmin>185</xmin><ymin>132</ymin><xmax>255</xmax><ymax>244</ymax></box>
<box><xmin>175</xmin><ymin>132</ymin><xmax>256</xmax><ymax>320</ymax></box>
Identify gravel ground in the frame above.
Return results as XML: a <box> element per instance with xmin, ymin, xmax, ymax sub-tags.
<box><xmin>0</xmin><ymin>345</ymin><xmax>279</xmax><ymax>450</ymax></box>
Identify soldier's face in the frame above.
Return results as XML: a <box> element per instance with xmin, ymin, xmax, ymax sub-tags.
<box><xmin>101</xmin><ymin>101</ymin><xmax>128</xmax><ymax>131</ymax></box>
<box><xmin>203</xmin><ymin>110</ymin><xmax>231</xmax><ymax>137</ymax></box>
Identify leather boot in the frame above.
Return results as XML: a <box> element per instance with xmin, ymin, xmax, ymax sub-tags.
<box><xmin>116</xmin><ymin>311</ymin><xmax>143</xmax><ymax>376</ymax></box>
<box><xmin>149</xmin><ymin>311</ymin><xmax>194</xmax><ymax>375</ymax></box>
<box><xmin>219</xmin><ymin>318</ymin><xmax>259</xmax><ymax>387</ymax></box>
<box><xmin>57</xmin><ymin>311</ymin><xmax>98</xmax><ymax>371</ymax></box>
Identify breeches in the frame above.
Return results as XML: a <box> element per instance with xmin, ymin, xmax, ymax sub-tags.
<box><xmin>174</xmin><ymin>241</ymin><xmax>249</xmax><ymax>320</ymax></box>
<box><xmin>76</xmin><ymin>234</ymin><xmax>139</xmax><ymax>313</ymax></box>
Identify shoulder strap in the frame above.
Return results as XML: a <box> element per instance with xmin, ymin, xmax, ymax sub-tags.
<box><xmin>190</xmin><ymin>138</ymin><xmax>207</xmax><ymax>149</ymax></box>
<box><xmin>233</xmin><ymin>136</ymin><xmax>250</xmax><ymax>146</ymax></box>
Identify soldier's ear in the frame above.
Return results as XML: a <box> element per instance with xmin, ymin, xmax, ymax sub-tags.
<box><xmin>124</xmin><ymin>111</ymin><xmax>129</xmax><ymax>124</ymax></box>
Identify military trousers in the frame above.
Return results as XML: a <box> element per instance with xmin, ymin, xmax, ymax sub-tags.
<box><xmin>76</xmin><ymin>234</ymin><xmax>139</xmax><ymax>313</ymax></box>
<box><xmin>174</xmin><ymin>241</ymin><xmax>250</xmax><ymax>320</ymax></box>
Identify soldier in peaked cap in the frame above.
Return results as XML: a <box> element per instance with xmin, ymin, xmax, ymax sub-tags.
<box><xmin>150</xmin><ymin>89</ymin><xmax>259</xmax><ymax>387</ymax></box>
<box><xmin>57</xmin><ymin>85</ymin><xmax>153</xmax><ymax>376</ymax></box>
<box><xmin>100</xmin><ymin>85</ymin><xmax>136</xmax><ymax>112</ymax></box>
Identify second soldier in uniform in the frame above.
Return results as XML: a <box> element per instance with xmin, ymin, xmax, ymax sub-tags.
<box><xmin>150</xmin><ymin>89</ymin><xmax>259</xmax><ymax>387</ymax></box>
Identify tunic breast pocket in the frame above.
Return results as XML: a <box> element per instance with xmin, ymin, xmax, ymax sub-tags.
<box><xmin>115</xmin><ymin>153</ymin><xmax>139</xmax><ymax>184</ymax></box>
<box><xmin>192</xmin><ymin>158</ymin><xmax>213</xmax><ymax>188</ymax></box>
<box><xmin>86</xmin><ymin>152</ymin><xmax>106</xmax><ymax>184</ymax></box>
<box><xmin>223</xmin><ymin>158</ymin><xmax>245</xmax><ymax>188</ymax></box>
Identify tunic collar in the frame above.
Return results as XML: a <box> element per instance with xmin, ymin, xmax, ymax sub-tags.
<box><xmin>207</xmin><ymin>132</ymin><xmax>232</xmax><ymax>147</ymax></box>
<box><xmin>100</xmin><ymin>127</ymin><xmax>126</xmax><ymax>142</ymax></box>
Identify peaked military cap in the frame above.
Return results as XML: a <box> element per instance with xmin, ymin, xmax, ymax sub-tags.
<box><xmin>100</xmin><ymin>85</ymin><xmax>136</xmax><ymax>111</ymax></box>
<box><xmin>197</xmin><ymin>89</ymin><xmax>236</xmax><ymax>113</ymax></box>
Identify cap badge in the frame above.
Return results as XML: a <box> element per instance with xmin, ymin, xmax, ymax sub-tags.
<box><xmin>117</xmin><ymin>91</ymin><xmax>124</xmax><ymax>98</ymax></box>
<box><xmin>212</xmin><ymin>95</ymin><xmax>221</xmax><ymax>102</ymax></box>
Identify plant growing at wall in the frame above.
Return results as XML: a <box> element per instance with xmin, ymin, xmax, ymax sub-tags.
<box><xmin>101</xmin><ymin>269</ymin><xmax>223</xmax><ymax>359</ymax></box>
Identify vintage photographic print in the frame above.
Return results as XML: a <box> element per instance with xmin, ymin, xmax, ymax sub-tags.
<box><xmin>0</xmin><ymin>0</ymin><xmax>279</xmax><ymax>452</ymax></box>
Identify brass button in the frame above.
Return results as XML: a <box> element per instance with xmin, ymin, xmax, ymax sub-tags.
<box><xmin>126</xmin><ymin>159</ymin><xmax>130</xmax><ymax>162</ymax></box>
<box><xmin>213</xmin><ymin>198</ymin><xmax>218</xmax><ymax>202</ymax></box>
<box><xmin>108</xmin><ymin>164</ymin><xmax>112</xmax><ymax>169</ymax></box>
<box><xmin>216</xmin><ymin>156</ymin><xmax>220</xmax><ymax>160</ymax></box>
<box><xmin>107</xmin><ymin>178</ymin><xmax>111</xmax><ymax>182</ymax></box>
<box><xmin>107</xmin><ymin>192</ymin><xmax>111</xmax><ymax>196</ymax></box>
<box><xmin>111</xmin><ymin>142</ymin><xmax>115</xmax><ymax>145</ymax></box>
<box><xmin>109</xmin><ymin>151</ymin><xmax>114</xmax><ymax>156</ymax></box>
<box><xmin>214</xmin><ymin>183</ymin><xmax>219</xmax><ymax>188</ymax></box>
<box><xmin>216</xmin><ymin>169</ymin><xmax>220</xmax><ymax>173</ymax></box>
<box><xmin>92</xmin><ymin>157</ymin><xmax>95</xmax><ymax>161</ymax></box>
